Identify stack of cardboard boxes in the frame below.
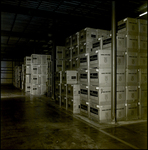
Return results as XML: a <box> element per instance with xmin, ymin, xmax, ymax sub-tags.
<box><xmin>23</xmin><ymin>56</ymin><xmax>31</xmax><ymax>93</ymax></box>
<box><xmin>55</xmin><ymin>45</ymin><xmax>79</xmax><ymax>113</ymax></box>
<box><xmin>117</xmin><ymin>18</ymin><xmax>147</xmax><ymax>120</ymax></box>
<box><xmin>14</xmin><ymin>54</ymin><xmax>52</xmax><ymax>96</ymax></box>
<box><xmin>55</xmin><ymin>17</ymin><xmax>147</xmax><ymax>121</ymax></box>
<box><xmin>13</xmin><ymin>66</ymin><xmax>22</xmax><ymax>88</ymax></box>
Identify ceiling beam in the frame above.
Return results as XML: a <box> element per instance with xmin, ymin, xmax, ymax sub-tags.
<box><xmin>1</xmin><ymin>3</ymin><xmax>111</xmax><ymax>30</ymax></box>
<box><xmin>1</xmin><ymin>30</ymin><xmax>51</xmax><ymax>41</ymax></box>
<box><xmin>1</xmin><ymin>3</ymin><xmax>108</xmax><ymax>20</ymax></box>
<box><xmin>6</xmin><ymin>1</ymin><xmax>22</xmax><ymax>45</ymax></box>
<box><xmin>1</xmin><ymin>46</ymin><xmax>42</xmax><ymax>60</ymax></box>
<box><xmin>15</xmin><ymin>0</ymin><xmax>43</xmax><ymax>45</ymax></box>
<box><xmin>1</xmin><ymin>54</ymin><xmax>24</xmax><ymax>60</ymax></box>
<box><xmin>1</xmin><ymin>44</ymin><xmax>16</xmax><ymax>48</ymax></box>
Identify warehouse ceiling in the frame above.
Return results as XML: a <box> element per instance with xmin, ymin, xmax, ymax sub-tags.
<box><xmin>1</xmin><ymin>0</ymin><xmax>147</xmax><ymax>60</ymax></box>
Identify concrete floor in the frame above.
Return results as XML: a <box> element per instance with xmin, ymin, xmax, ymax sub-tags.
<box><xmin>1</xmin><ymin>84</ymin><xmax>147</xmax><ymax>149</ymax></box>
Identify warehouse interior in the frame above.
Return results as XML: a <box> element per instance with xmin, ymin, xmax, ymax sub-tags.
<box><xmin>1</xmin><ymin>0</ymin><xmax>147</xmax><ymax>149</ymax></box>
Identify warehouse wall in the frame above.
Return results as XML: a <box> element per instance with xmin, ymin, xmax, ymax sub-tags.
<box><xmin>1</xmin><ymin>60</ymin><xmax>14</xmax><ymax>84</ymax></box>
<box><xmin>1</xmin><ymin>60</ymin><xmax>23</xmax><ymax>84</ymax></box>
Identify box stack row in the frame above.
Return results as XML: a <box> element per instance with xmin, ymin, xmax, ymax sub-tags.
<box><xmin>55</xmin><ymin>27</ymin><xmax>113</xmax><ymax>121</ymax></box>
<box><xmin>14</xmin><ymin>54</ymin><xmax>52</xmax><ymax>96</ymax></box>
<box><xmin>22</xmin><ymin>56</ymin><xmax>31</xmax><ymax>93</ymax></box>
<box><xmin>55</xmin><ymin>17</ymin><xmax>147</xmax><ymax>122</ymax></box>
<box><xmin>116</xmin><ymin>17</ymin><xmax>147</xmax><ymax>120</ymax></box>
<box><xmin>13</xmin><ymin>66</ymin><xmax>22</xmax><ymax>88</ymax></box>
<box><xmin>47</xmin><ymin>61</ymin><xmax>53</xmax><ymax>97</ymax></box>
<box><xmin>55</xmin><ymin>28</ymin><xmax>110</xmax><ymax>115</ymax></box>
<box><xmin>79</xmin><ymin>47</ymin><xmax>112</xmax><ymax>122</ymax></box>
<box><xmin>56</xmin><ymin>28</ymin><xmax>111</xmax><ymax>71</ymax></box>
<box><xmin>55</xmin><ymin>70</ymin><xmax>80</xmax><ymax>113</ymax></box>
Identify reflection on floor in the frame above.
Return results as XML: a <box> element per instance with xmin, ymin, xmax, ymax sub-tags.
<box><xmin>1</xmin><ymin>84</ymin><xmax>147</xmax><ymax>149</ymax></box>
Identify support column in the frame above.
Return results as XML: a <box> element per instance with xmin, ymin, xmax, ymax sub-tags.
<box><xmin>12</xmin><ymin>58</ymin><xmax>13</xmax><ymax>85</ymax></box>
<box><xmin>111</xmin><ymin>1</ymin><xmax>117</xmax><ymax>123</ymax></box>
<box><xmin>52</xmin><ymin>18</ymin><xmax>56</xmax><ymax>100</ymax></box>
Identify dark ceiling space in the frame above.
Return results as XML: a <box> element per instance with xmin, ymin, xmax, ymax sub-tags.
<box><xmin>1</xmin><ymin>0</ymin><xmax>147</xmax><ymax>60</ymax></box>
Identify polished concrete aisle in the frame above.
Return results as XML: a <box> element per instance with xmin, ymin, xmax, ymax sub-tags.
<box><xmin>1</xmin><ymin>84</ymin><xmax>147</xmax><ymax>149</ymax></box>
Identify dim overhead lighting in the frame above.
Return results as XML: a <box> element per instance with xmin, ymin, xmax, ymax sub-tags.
<box><xmin>139</xmin><ymin>11</ymin><xmax>147</xmax><ymax>17</ymax></box>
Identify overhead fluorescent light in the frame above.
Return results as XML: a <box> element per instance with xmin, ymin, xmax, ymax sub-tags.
<box><xmin>139</xmin><ymin>11</ymin><xmax>147</xmax><ymax>17</ymax></box>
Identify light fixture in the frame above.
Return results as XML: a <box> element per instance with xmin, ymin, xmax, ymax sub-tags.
<box><xmin>139</xmin><ymin>11</ymin><xmax>147</xmax><ymax>17</ymax></box>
